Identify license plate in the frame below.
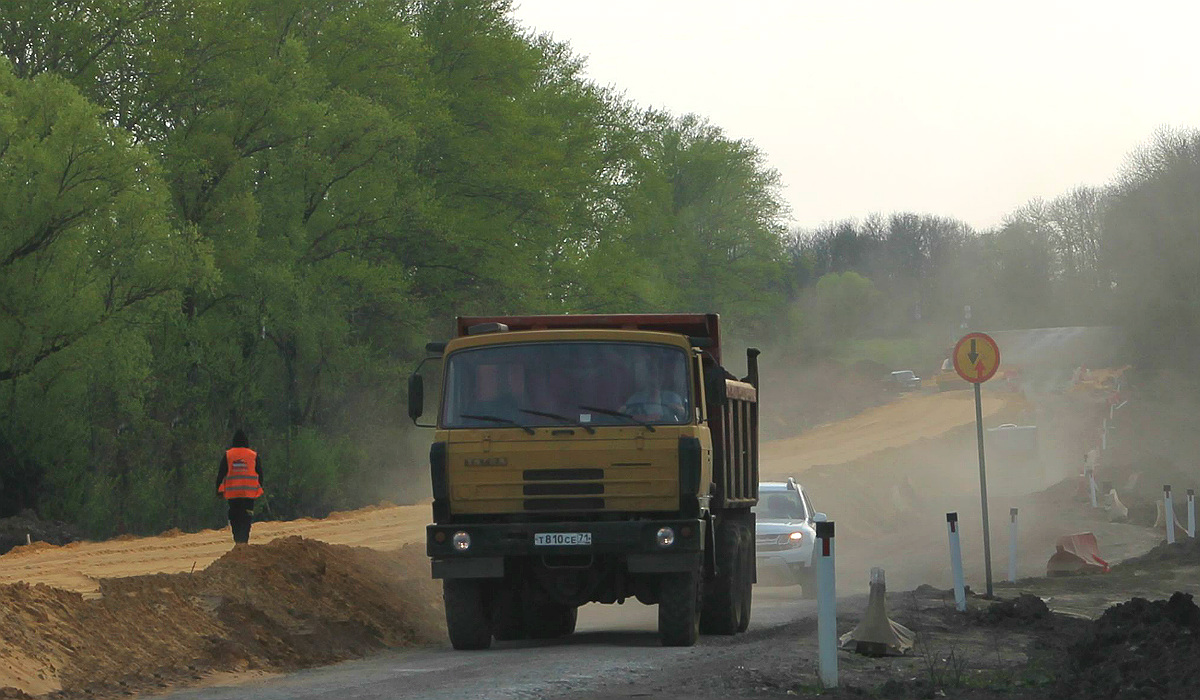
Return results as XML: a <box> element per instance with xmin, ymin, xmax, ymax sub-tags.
<box><xmin>534</xmin><ymin>532</ymin><xmax>592</xmax><ymax>546</ymax></box>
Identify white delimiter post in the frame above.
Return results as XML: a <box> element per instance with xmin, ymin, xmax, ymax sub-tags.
<box><xmin>1008</xmin><ymin>508</ymin><xmax>1019</xmax><ymax>582</ymax></box>
<box><xmin>946</xmin><ymin>512</ymin><xmax>967</xmax><ymax>612</ymax></box>
<box><xmin>1165</xmin><ymin>485</ymin><xmax>1176</xmax><ymax>545</ymax></box>
<box><xmin>815</xmin><ymin>521</ymin><xmax>837</xmax><ymax>688</ymax></box>
<box><xmin>1087</xmin><ymin>469</ymin><xmax>1098</xmax><ymax>508</ymax></box>
<box><xmin>1188</xmin><ymin>489</ymin><xmax>1196</xmax><ymax>539</ymax></box>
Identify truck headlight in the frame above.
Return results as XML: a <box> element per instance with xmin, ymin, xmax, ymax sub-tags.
<box><xmin>788</xmin><ymin>532</ymin><xmax>804</xmax><ymax>548</ymax></box>
<box><xmin>452</xmin><ymin>531</ymin><xmax>471</xmax><ymax>552</ymax></box>
<box><xmin>656</xmin><ymin>526</ymin><xmax>676</xmax><ymax>548</ymax></box>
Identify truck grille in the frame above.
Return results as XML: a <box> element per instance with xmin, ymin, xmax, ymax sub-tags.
<box><xmin>521</xmin><ymin>468</ymin><xmax>606</xmax><ymax>510</ymax></box>
<box><xmin>523</xmin><ymin>482</ymin><xmax>604</xmax><ymax>496</ymax></box>
<box><xmin>524</xmin><ymin>497</ymin><xmax>606</xmax><ymax>511</ymax></box>
<box><xmin>523</xmin><ymin>468</ymin><xmax>604</xmax><ymax>481</ymax></box>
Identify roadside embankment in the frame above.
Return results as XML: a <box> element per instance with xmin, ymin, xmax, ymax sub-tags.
<box><xmin>0</xmin><ymin>538</ymin><xmax>443</xmax><ymax>699</ymax></box>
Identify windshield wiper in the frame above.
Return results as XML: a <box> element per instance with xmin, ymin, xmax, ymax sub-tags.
<box><xmin>519</xmin><ymin>408</ymin><xmax>596</xmax><ymax>434</ymax></box>
<box><xmin>459</xmin><ymin>414</ymin><xmax>535</xmax><ymax>435</ymax></box>
<box><xmin>577</xmin><ymin>405</ymin><xmax>656</xmax><ymax>432</ymax></box>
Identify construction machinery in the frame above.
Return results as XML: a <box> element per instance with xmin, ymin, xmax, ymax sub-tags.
<box><xmin>408</xmin><ymin>314</ymin><xmax>759</xmax><ymax>649</ymax></box>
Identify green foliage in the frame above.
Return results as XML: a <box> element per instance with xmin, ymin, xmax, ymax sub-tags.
<box><xmin>842</xmin><ymin>337</ymin><xmax>930</xmax><ymax>371</ymax></box>
<box><xmin>806</xmin><ymin>272</ymin><xmax>880</xmax><ymax>349</ymax></box>
<box><xmin>0</xmin><ymin>0</ymin><xmax>792</xmax><ymax>534</ymax></box>
<box><xmin>1104</xmin><ymin>128</ymin><xmax>1200</xmax><ymax>375</ymax></box>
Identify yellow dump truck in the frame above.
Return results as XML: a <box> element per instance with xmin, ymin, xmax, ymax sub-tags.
<box><xmin>408</xmin><ymin>314</ymin><xmax>760</xmax><ymax>649</ymax></box>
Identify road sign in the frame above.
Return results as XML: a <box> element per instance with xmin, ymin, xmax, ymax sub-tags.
<box><xmin>953</xmin><ymin>332</ymin><xmax>1000</xmax><ymax>383</ymax></box>
<box><xmin>952</xmin><ymin>331</ymin><xmax>1002</xmax><ymax>597</ymax></box>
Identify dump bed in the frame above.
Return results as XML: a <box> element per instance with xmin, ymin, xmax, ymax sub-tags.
<box><xmin>457</xmin><ymin>314</ymin><xmax>724</xmax><ymax>362</ymax></box>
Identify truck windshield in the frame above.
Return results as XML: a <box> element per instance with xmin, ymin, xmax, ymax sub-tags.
<box><xmin>441</xmin><ymin>342</ymin><xmax>692</xmax><ymax>429</ymax></box>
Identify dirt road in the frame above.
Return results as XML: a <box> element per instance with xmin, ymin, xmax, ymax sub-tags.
<box><xmin>760</xmin><ymin>389</ymin><xmax>1007</xmax><ymax>476</ymax></box>
<box><xmin>0</xmin><ymin>504</ymin><xmax>430</xmax><ymax>597</ymax></box>
<box><xmin>152</xmin><ymin>590</ymin><xmax>824</xmax><ymax>700</ymax></box>
<box><xmin>0</xmin><ymin>386</ymin><xmax>1130</xmax><ymax>699</ymax></box>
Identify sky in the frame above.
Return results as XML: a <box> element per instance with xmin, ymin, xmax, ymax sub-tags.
<box><xmin>509</xmin><ymin>1</ymin><xmax>1200</xmax><ymax>231</ymax></box>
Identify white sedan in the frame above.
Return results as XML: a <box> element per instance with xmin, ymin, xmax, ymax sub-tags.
<box><xmin>753</xmin><ymin>478</ymin><xmax>825</xmax><ymax>596</ymax></box>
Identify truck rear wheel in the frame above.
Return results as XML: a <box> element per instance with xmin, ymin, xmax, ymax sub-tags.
<box><xmin>737</xmin><ymin>525</ymin><xmax>753</xmax><ymax>632</ymax></box>
<box><xmin>443</xmin><ymin>579</ymin><xmax>493</xmax><ymax>650</ymax></box>
<box><xmin>658</xmin><ymin>570</ymin><xmax>701</xmax><ymax>646</ymax></box>
<box><xmin>700</xmin><ymin>520</ymin><xmax>745</xmax><ymax>635</ymax></box>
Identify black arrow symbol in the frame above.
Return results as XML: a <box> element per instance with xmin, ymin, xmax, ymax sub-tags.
<box><xmin>968</xmin><ymin>339</ymin><xmax>979</xmax><ymax>364</ymax></box>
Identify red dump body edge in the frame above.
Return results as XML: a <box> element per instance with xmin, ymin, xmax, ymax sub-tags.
<box><xmin>456</xmin><ymin>313</ymin><xmax>723</xmax><ymax>363</ymax></box>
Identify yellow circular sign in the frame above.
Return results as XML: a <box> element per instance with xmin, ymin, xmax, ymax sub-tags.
<box><xmin>953</xmin><ymin>333</ymin><xmax>1000</xmax><ymax>383</ymax></box>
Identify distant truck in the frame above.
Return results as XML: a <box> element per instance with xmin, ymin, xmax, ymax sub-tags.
<box><xmin>408</xmin><ymin>314</ymin><xmax>760</xmax><ymax>649</ymax></box>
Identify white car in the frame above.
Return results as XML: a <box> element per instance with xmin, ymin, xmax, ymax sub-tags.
<box><xmin>754</xmin><ymin>478</ymin><xmax>825</xmax><ymax>595</ymax></box>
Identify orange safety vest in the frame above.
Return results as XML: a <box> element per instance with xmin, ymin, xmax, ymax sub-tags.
<box><xmin>220</xmin><ymin>447</ymin><xmax>263</xmax><ymax>499</ymax></box>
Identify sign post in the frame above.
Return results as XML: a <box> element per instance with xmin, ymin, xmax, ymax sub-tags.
<box><xmin>953</xmin><ymin>331</ymin><xmax>1001</xmax><ymax>598</ymax></box>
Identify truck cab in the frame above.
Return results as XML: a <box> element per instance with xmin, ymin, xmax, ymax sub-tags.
<box><xmin>409</xmin><ymin>314</ymin><xmax>759</xmax><ymax>649</ymax></box>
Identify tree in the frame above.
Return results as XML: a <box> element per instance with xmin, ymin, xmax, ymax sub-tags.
<box><xmin>808</xmin><ymin>272</ymin><xmax>880</xmax><ymax>345</ymax></box>
<box><xmin>0</xmin><ymin>59</ymin><xmax>209</xmax><ymax>521</ymax></box>
<box><xmin>1104</xmin><ymin>127</ymin><xmax>1200</xmax><ymax>374</ymax></box>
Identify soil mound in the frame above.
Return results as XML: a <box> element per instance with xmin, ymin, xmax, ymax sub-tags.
<box><xmin>1062</xmin><ymin>592</ymin><xmax>1200</xmax><ymax>699</ymax></box>
<box><xmin>0</xmin><ymin>510</ymin><xmax>84</xmax><ymax>555</ymax></box>
<box><xmin>1115</xmin><ymin>537</ymin><xmax>1200</xmax><ymax>569</ymax></box>
<box><xmin>977</xmin><ymin>593</ymin><xmax>1051</xmax><ymax>627</ymax></box>
<box><xmin>0</xmin><ymin>537</ymin><xmax>443</xmax><ymax>698</ymax></box>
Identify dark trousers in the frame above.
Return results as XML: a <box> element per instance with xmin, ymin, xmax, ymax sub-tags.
<box><xmin>227</xmin><ymin>497</ymin><xmax>255</xmax><ymax>544</ymax></box>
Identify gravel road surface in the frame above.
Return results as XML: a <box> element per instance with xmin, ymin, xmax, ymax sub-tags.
<box><xmin>153</xmin><ymin>588</ymin><xmax>820</xmax><ymax>700</ymax></box>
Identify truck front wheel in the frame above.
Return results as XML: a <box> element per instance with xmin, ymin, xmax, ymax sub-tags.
<box><xmin>490</xmin><ymin>582</ymin><xmax>526</xmax><ymax>641</ymax></box>
<box><xmin>525</xmin><ymin>601</ymin><xmax>577</xmax><ymax>639</ymax></box>
<box><xmin>443</xmin><ymin>579</ymin><xmax>493</xmax><ymax>650</ymax></box>
<box><xmin>658</xmin><ymin>570</ymin><xmax>701</xmax><ymax>646</ymax></box>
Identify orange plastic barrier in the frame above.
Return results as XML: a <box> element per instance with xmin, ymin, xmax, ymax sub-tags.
<box><xmin>1046</xmin><ymin>532</ymin><xmax>1110</xmax><ymax>576</ymax></box>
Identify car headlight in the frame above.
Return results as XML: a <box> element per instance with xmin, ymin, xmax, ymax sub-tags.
<box><xmin>787</xmin><ymin>531</ymin><xmax>804</xmax><ymax>548</ymax></box>
<box><xmin>656</xmin><ymin>526</ymin><xmax>676</xmax><ymax>548</ymax></box>
<box><xmin>452</xmin><ymin>531</ymin><xmax>471</xmax><ymax>552</ymax></box>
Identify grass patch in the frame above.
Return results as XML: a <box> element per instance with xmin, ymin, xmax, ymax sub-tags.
<box><xmin>840</xmin><ymin>337</ymin><xmax>931</xmax><ymax>370</ymax></box>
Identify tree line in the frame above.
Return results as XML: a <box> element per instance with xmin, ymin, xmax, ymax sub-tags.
<box><xmin>787</xmin><ymin>128</ymin><xmax>1200</xmax><ymax>376</ymax></box>
<box><xmin>0</xmin><ymin>0</ymin><xmax>788</xmax><ymax>533</ymax></box>
<box><xmin>1</xmin><ymin>1</ymin><xmax>1196</xmax><ymax>536</ymax></box>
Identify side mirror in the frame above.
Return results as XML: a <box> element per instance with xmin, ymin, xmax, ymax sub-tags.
<box><xmin>407</xmin><ymin>374</ymin><xmax>424</xmax><ymax>422</ymax></box>
<box><xmin>812</xmin><ymin>512</ymin><xmax>828</xmax><ymax>523</ymax></box>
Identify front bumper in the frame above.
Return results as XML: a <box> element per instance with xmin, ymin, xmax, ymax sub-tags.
<box><xmin>755</xmin><ymin>539</ymin><xmax>815</xmax><ymax>586</ymax></box>
<box><xmin>428</xmin><ymin>519</ymin><xmax>704</xmax><ymax>579</ymax></box>
<box><xmin>756</xmin><ymin>555</ymin><xmax>809</xmax><ymax>586</ymax></box>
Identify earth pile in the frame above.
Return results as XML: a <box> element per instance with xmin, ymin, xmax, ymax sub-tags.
<box><xmin>0</xmin><ymin>537</ymin><xmax>443</xmax><ymax>698</ymax></box>
<box><xmin>1061</xmin><ymin>592</ymin><xmax>1200</xmax><ymax>700</ymax></box>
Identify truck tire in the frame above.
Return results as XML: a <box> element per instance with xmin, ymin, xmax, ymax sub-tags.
<box><xmin>737</xmin><ymin>525</ymin><xmax>753</xmax><ymax>632</ymax></box>
<box><xmin>490</xmin><ymin>582</ymin><xmax>526</xmax><ymax>641</ymax></box>
<box><xmin>700</xmin><ymin>520</ymin><xmax>744</xmax><ymax>635</ymax></box>
<box><xmin>557</xmin><ymin>605</ymin><xmax>579</xmax><ymax>636</ymax></box>
<box><xmin>525</xmin><ymin>603</ymin><xmax>577</xmax><ymax>639</ymax></box>
<box><xmin>443</xmin><ymin>579</ymin><xmax>493</xmax><ymax>650</ymax></box>
<box><xmin>658</xmin><ymin>570</ymin><xmax>702</xmax><ymax>646</ymax></box>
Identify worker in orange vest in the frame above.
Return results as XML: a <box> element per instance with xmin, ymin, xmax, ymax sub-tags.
<box><xmin>216</xmin><ymin>429</ymin><xmax>264</xmax><ymax>544</ymax></box>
